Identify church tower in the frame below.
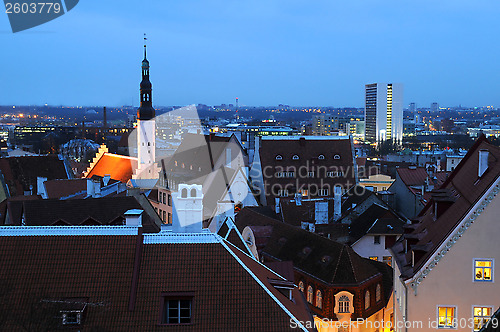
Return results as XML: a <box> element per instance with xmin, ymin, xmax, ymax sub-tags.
<box><xmin>134</xmin><ymin>38</ymin><xmax>157</xmax><ymax>179</ymax></box>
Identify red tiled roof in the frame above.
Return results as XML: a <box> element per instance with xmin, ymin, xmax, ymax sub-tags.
<box><xmin>393</xmin><ymin>135</ymin><xmax>500</xmax><ymax>279</ymax></box>
<box><xmin>258</xmin><ymin>137</ymin><xmax>357</xmax><ymax>204</ymax></box>
<box><xmin>44</xmin><ymin>179</ymin><xmax>88</xmax><ymax>199</ymax></box>
<box><xmin>0</xmin><ymin>156</ymin><xmax>70</xmax><ymax>197</ymax></box>
<box><xmin>0</xmin><ymin>231</ymin><xmax>314</xmax><ymax>331</ymax></box>
<box><xmin>396</xmin><ymin>167</ymin><xmax>428</xmax><ymax>186</ymax></box>
<box><xmin>86</xmin><ymin>153</ymin><xmax>137</xmax><ymax>183</ymax></box>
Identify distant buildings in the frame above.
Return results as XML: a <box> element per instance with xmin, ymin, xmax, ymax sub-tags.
<box><xmin>430</xmin><ymin>102</ymin><xmax>439</xmax><ymax>112</ymax></box>
<box><xmin>364</xmin><ymin>83</ymin><xmax>404</xmax><ymax>145</ymax></box>
<box><xmin>312</xmin><ymin>114</ymin><xmax>339</xmax><ymax>136</ymax></box>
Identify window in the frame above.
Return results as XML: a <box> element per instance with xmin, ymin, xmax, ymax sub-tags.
<box><xmin>334</xmin><ymin>154</ymin><xmax>341</xmax><ymax>160</ymax></box>
<box><xmin>298</xmin><ymin>281</ymin><xmax>304</xmax><ymax>293</ymax></box>
<box><xmin>162</xmin><ymin>193</ymin><xmax>166</xmax><ymax>205</ymax></box>
<box><xmin>278</xmin><ymin>189</ymin><xmax>289</xmax><ymax>197</ymax></box>
<box><xmin>318</xmin><ymin>154</ymin><xmax>325</xmax><ymax>160</ymax></box>
<box><xmin>376</xmin><ymin>284</ymin><xmax>381</xmax><ymax>303</ymax></box>
<box><xmin>365</xmin><ymin>291</ymin><xmax>370</xmax><ymax>310</ymax></box>
<box><xmin>327</xmin><ymin>171</ymin><xmax>335</xmax><ymax>177</ymax></box>
<box><xmin>338</xmin><ymin>295</ymin><xmax>350</xmax><ymax>313</ymax></box>
<box><xmin>474</xmin><ymin>259</ymin><xmax>493</xmax><ymax>282</ymax></box>
<box><xmin>316</xmin><ymin>290</ymin><xmax>322</xmax><ymax>309</ymax></box>
<box><xmin>276</xmin><ymin>155</ymin><xmax>283</xmax><ymax>160</ymax></box>
<box><xmin>308</xmin><ymin>171</ymin><xmax>315</xmax><ymax>178</ymax></box>
<box><xmin>383</xmin><ymin>256</ymin><xmax>392</xmax><ymax>267</ymax></box>
<box><xmin>369</xmin><ymin>256</ymin><xmax>378</xmax><ymax>261</ymax></box>
<box><xmin>318</xmin><ymin>189</ymin><xmax>329</xmax><ymax>196</ymax></box>
<box><xmin>301</xmin><ymin>189</ymin><xmax>309</xmax><ymax>197</ymax></box>
<box><xmin>168</xmin><ymin>213</ymin><xmax>172</xmax><ymax>224</ymax></box>
<box><xmin>162</xmin><ymin>297</ymin><xmax>192</xmax><ymax>325</ymax></box>
<box><xmin>373</xmin><ymin>235</ymin><xmax>381</xmax><ymax>244</ymax></box>
<box><xmin>307</xmin><ymin>286</ymin><xmax>313</xmax><ymax>303</ymax></box>
<box><xmin>190</xmin><ymin>188</ymin><xmax>197</xmax><ymax>197</ymax></box>
<box><xmin>62</xmin><ymin>312</ymin><xmax>82</xmax><ymax>325</ymax></box>
<box><xmin>181</xmin><ymin>188</ymin><xmax>188</xmax><ymax>198</ymax></box>
<box><xmin>168</xmin><ymin>194</ymin><xmax>172</xmax><ymax>206</ymax></box>
<box><xmin>292</xmin><ymin>155</ymin><xmax>299</xmax><ymax>160</ymax></box>
<box><xmin>437</xmin><ymin>306</ymin><xmax>456</xmax><ymax>328</ymax></box>
<box><xmin>473</xmin><ymin>306</ymin><xmax>492</xmax><ymax>331</ymax></box>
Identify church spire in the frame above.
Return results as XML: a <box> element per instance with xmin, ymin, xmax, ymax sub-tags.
<box><xmin>138</xmin><ymin>34</ymin><xmax>155</xmax><ymax>121</ymax></box>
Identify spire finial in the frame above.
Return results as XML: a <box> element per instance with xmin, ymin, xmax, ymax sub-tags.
<box><xmin>143</xmin><ymin>33</ymin><xmax>147</xmax><ymax>59</ymax></box>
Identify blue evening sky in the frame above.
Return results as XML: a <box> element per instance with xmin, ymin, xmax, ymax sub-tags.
<box><xmin>1</xmin><ymin>0</ymin><xmax>500</xmax><ymax>107</ymax></box>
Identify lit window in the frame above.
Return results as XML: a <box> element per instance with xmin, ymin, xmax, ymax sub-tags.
<box><xmin>365</xmin><ymin>291</ymin><xmax>370</xmax><ymax>310</ymax></box>
<box><xmin>473</xmin><ymin>306</ymin><xmax>492</xmax><ymax>331</ymax></box>
<box><xmin>162</xmin><ymin>298</ymin><xmax>192</xmax><ymax>325</ymax></box>
<box><xmin>369</xmin><ymin>256</ymin><xmax>378</xmax><ymax>261</ymax></box>
<box><xmin>292</xmin><ymin>155</ymin><xmax>299</xmax><ymax>160</ymax></box>
<box><xmin>383</xmin><ymin>256</ymin><xmax>392</xmax><ymax>267</ymax></box>
<box><xmin>474</xmin><ymin>259</ymin><xmax>493</xmax><ymax>282</ymax></box>
<box><xmin>338</xmin><ymin>296</ymin><xmax>350</xmax><ymax>313</ymax></box>
<box><xmin>438</xmin><ymin>306</ymin><xmax>456</xmax><ymax>328</ymax></box>
<box><xmin>307</xmin><ymin>286</ymin><xmax>313</xmax><ymax>303</ymax></box>
<box><xmin>316</xmin><ymin>290</ymin><xmax>322</xmax><ymax>309</ymax></box>
<box><xmin>376</xmin><ymin>284</ymin><xmax>381</xmax><ymax>303</ymax></box>
<box><xmin>298</xmin><ymin>281</ymin><xmax>304</xmax><ymax>293</ymax></box>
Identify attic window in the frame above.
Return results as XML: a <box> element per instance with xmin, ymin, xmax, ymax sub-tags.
<box><xmin>276</xmin><ymin>155</ymin><xmax>283</xmax><ymax>160</ymax></box>
<box><xmin>292</xmin><ymin>155</ymin><xmax>299</xmax><ymax>160</ymax></box>
<box><xmin>62</xmin><ymin>312</ymin><xmax>82</xmax><ymax>325</ymax></box>
<box><xmin>334</xmin><ymin>154</ymin><xmax>341</xmax><ymax>160</ymax></box>
<box><xmin>318</xmin><ymin>154</ymin><xmax>325</xmax><ymax>160</ymax></box>
<box><xmin>302</xmin><ymin>247</ymin><xmax>312</xmax><ymax>255</ymax></box>
<box><xmin>278</xmin><ymin>237</ymin><xmax>287</xmax><ymax>246</ymax></box>
<box><xmin>321</xmin><ymin>255</ymin><xmax>331</xmax><ymax>264</ymax></box>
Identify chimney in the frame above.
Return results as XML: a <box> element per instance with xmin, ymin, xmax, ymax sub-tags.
<box><xmin>103</xmin><ymin>174</ymin><xmax>111</xmax><ymax>186</ymax></box>
<box><xmin>333</xmin><ymin>186</ymin><xmax>342</xmax><ymax>221</ymax></box>
<box><xmin>37</xmin><ymin>177</ymin><xmax>48</xmax><ymax>199</ymax></box>
<box><xmin>479</xmin><ymin>149</ymin><xmax>489</xmax><ymax>177</ymax></box>
<box><xmin>172</xmin><ymin>184</ymin><xmax>203</xmax><ymax>233</ymax></box>
<box><xmin>315</xmin><ymin>201</ymin><xmax>328</xmax><ymax>224</ymax></box>
<box><xmin>294</xmin><ymin>192</ymin><xmax>302</xmax><ymax>206</ymax></box>
<box><xmin>103</xmin><ymin>106</ymin><xmax>107</xmax><ymax>128</ymax></box>
<box><xmin>124</xmin><ymin>209</ymin><xmax>143</xmax><ymax>226</ymax></box>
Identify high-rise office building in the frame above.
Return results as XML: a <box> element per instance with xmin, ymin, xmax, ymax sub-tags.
<box><xmin>364</xmin><ymin>83</ymin><xmax>403</xmax><ymax>144</ymax></box>
<box><xmin>312</xmin><ymin>114</ymin><xmax>339</xmax><ymax>136</ymax></box>
<box><xmin>431</xmin><ymin>102</ymin><xmax>439</xmax><ymax>112</ymax></box>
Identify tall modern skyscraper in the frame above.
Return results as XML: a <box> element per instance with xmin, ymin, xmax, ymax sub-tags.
<box><xmin>364</xmin><ymin>83</ymin><xmax>403</xmax><ymax>144</ymax></box>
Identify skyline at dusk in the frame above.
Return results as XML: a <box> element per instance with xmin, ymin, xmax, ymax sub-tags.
<box><xmin>2</xmin><ymin>0</ymin><xmax>500</xmax><ymax>107</ymax></box>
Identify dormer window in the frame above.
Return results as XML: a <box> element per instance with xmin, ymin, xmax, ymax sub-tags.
<box><xmin>318</xmin><ymin>154</ymin><xmax>325</xmax><ymax>160</ymax></box>
<box><xmin>62</xmin><ymin>311</ymin><xmax>82</xmax><ymax>325</ymax></box>
<box><xmin>298</xmin><ymin>281</ymin><xmax>304</xmax><ymax>293</ymax></box>
<box><xmin>292</xmin><ymin>155</ymin><xmax>299</xmax><ymax>160</ymax></box>
<box><xmin>364</xmin><ymin>290</ymin><xmax>371</xmax><ymax>309</ymax></box>
<box><xmin>376</xmin><ymin>284</ymin><xmax>382</xmax><ymax>302</ymax></box>
<box><xmin>334</xmin><ymin>154</ymin><xmax>341</xmax><ymax>160</ymax></box>
<box><xmin>276</xmin><ymin>155</ymin><xmax>283</xmax><ymax>160</ymax></box>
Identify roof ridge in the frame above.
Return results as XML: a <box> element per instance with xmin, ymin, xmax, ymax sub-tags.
<box><xmin>219</xmin><ymin>239</ymin><xmax>309</xmax><ymax>332</ymax></box>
